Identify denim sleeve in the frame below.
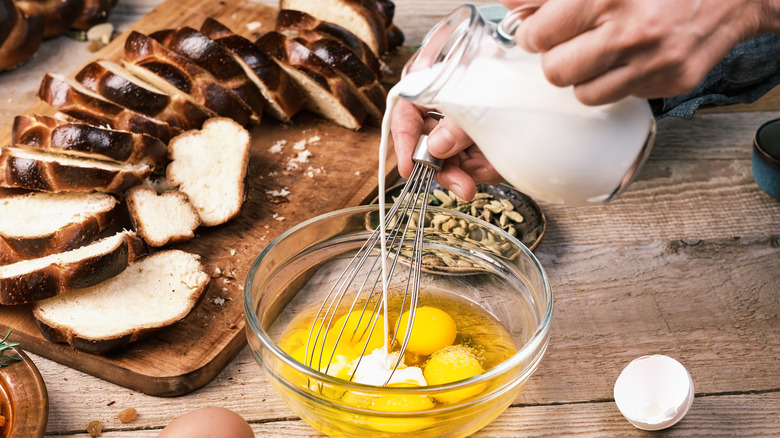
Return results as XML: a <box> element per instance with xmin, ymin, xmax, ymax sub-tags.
<box><xmin>649</xmin><ymin>33</ymin><xmax>780</xmax><ymax>119</ymax></box>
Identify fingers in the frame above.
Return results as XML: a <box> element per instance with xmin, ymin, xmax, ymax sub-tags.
<box><xmin>426</xmin><ymin>117</ymin><xmax>474</xmax><ymax>159</ymax></box>
<box><xmin>435</xmin><ymin>145</ymin><xmax>504</xmax><ymax>200</ymax></box>
<box><xmin>390</xmin><ymin>99</ymin><xmax>426</xmax><ymax>179</ymax></box>
<box><xmin>512</xmin><ymin>0</ymin><xmax>602</xmax><ymax>53</ymax></box>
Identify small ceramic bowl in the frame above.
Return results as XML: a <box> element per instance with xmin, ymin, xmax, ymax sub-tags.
<box><xmin>753</xmin><ymin>118</ymin><xmax>780</xmax><ymax>200</ymax></box>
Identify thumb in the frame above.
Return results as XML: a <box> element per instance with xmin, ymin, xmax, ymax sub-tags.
<box><xmin>425</xmin><ymin>117</ymin><xmax>474</xmax><ymax>159</ymax></box>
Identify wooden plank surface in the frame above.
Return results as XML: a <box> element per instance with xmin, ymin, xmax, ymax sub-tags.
<box><xmin>0</xmin><ymin>0</ymin><xmax>408</xmax><ymax>397</ymax></box>
<box><xmin>0</xmin><ymin>0</ymin><xmax>778</xmax><ymax>436</ymax></box>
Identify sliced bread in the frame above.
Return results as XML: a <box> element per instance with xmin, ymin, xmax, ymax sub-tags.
<box><xmin>255</xmin><ymin>31</ymin><xmax>366</xmax><ymax>130</ymax></box>
<box><xmin>0</xmin><ymin>191</ymin><xmax>118</xmax><ymax>265</ymax></box>
<box><xmin>12</xmin><ymin>114</ymin><xmax>167</xmax><ymax>167</ymax></box>
<box><xmin>300</xmin><ymin>36</ymin><xmax>387</xmax><ymax>120</ymax></box>
<box><xmin>32</xmin><ymin>249</ymin><xmax>209</xmax><ymax>354</ymax></box>
<box><xmin>166</xmin><ymin>118</ymin><xmax>249</xmax><ymax>226</ymax></box>
<box><xmin>0</xmin><ymin>230</ymin><xmax>146</xmax><ymax>305</ymax></box>
<box><xmin>276</xmin><ymin>9</ymin><xmax>381</xmax><ymax>78</ymax></box>
<box><xmin>280</xmin><ymin>0</ymin><xmax>387</xmax><ymax>56</ymax></box>
<box><xmin>126</xmin><ymin>186</ymin><xmax>200</xmax><ymax>247</ymax></box>
<box><xmin>75</xmin><ymin>60</ymin><xmax>211</xmax><ymax>131</ymax></box>
<box><xmin>200</xmin><ymin>17</ymin><xmax>307</xmax><ymax>123</ymax></box>
<box><xmin>37</xmin><ymin>73</ymin><xmax>178</xmax><ymax>143</ymax></box>
<box><xmin>0</xmin><ymin>146</ymin><xmax>152</xmax><ymax>194</ymax></box>
<box><xmin>150</xmin><ymin>26</ymin><xmax>266</xmax><ymax>124</ymax></box>
<box><xmin>122</xmin><ymin>31</ymin><xmax>252</xmax><ymax>127</ymax></box>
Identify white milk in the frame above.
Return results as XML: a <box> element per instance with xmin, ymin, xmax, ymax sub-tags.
<box><xmin>384</xmin><ymin>55</ymin><xmax>654</xmax><ymax>205</ymax></box>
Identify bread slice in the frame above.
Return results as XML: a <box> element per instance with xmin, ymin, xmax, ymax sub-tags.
<box><xmin>75</xmin><ymin>60</ymin><xmax>211</xmax><ymax>131</ymax></box>
<box><xmin>150</xmin><ymin>27</ymin><xmax>266</xmax><ymax>124</ymax></box>
<box><xmin>299</xmin><ymin>36</ymin><xmax>386</xmax><ymax>120</ymax></box>
<box><xmin>37</xmin><ymin>73</ymin><xmax>178</xmax><ymax>143</ymax></box>
<box><xmin>255</xmin><ymin>31</ymin><xmax>366</xmax><ymax>130</ymax></box>
<box><xmin>32</xmin><ymin>249</ymin><xmax>209</xmax><ymax>354</ymax></box>
<box><xmin>122</xmin><ymin>31</ymin><xmax>252</xmax><ymax>127</ymax></box>
<box><xmin>0</xmin><ymin>191</ymin><xmax>118</xmax><ymax>265</ymax></box>
<box><xmin>200</xmin><ymin>17</ymin><xmax>307</xmax><ymax>123</ymax></box>
<box><xmin>126</xmin><ymin>186</ymin><xmax>200</xmax><ymax>247</ymax></box>
<box><xmin>0</xmin><ymin>230</ymin><xmax>146</xmax><ymax>305</ymax></box>
<box><xmin>0</xmin><ymin>146</ymin><xmax>152</xmax><ymax>194</ymax></box>
<box><xmin>12</xmin><ymin>114</ymin><xmax>167</xmax><ymax>167</ymax></box>
<box><xmin>276</xmin><ymin>9</ymin><xmax>381</xmax><ymax>78</ymax></box>
<box><xmin>166</xmin><ymin>118</ymin><xmax>249</xmax><ymax>227</ymax></box>
<box><xmin>280</xmin><ymin>0</ymin><xmax>387</xmax><ymax>56</ymax></box>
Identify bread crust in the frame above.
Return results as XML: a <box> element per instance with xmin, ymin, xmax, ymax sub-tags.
<box><xmin>276</xmin><ymin>8</ymin><xmax>381</xmax><ymax>77</ymax></box>
<box><xmin>70</xmin><ymin>0</ymin><xmax>117</xmax><ymax>30</ymax></box>
<box><xmin>200</xmin><ymin>17</ymin><xmax>307</xmax><ymax>123</ymax></box>
<box><xmin>0</xmin><ymin>1</ymin><xmax>44</xmax><ymax>72</ymax></box>
<box><xmin>13</xmin><ymin>114</ymin><xmax>168</xmax><ymax>166</ymax></box>
<box><xmin>150</xmin><ymin>26</ymin><xmax>266</xmax><ymax>124</ymax></box>
<box><xmin>123</xmin><ymin>31</ymin><xmax>252</xmax><ymax>126</ymax></box>
<box><xmin>280</xmin><ymin>0</ymin><xmax>388</xmax><ymax>55</ymax></box>
<box><xmin>15</xmin><ymin>0</ymin><xmax>86</xmax><ymax>38</ymax></box>
<box><xmin>0</xmin><ymin>191</ymin><xmax>119</xmax><ymax>265</ymax></box>
<box><xmin>126</xmin><ymin>186</ymin><xmax>200</xmax><ymax>246</ymax></box>
<box><xmin>76</xmin><ymin>60</ymin><xmax>211</xmax><ymax>131</ymax></box>
<box><xmin>38</xmin><ymin>73</ymin><xmax>178</xmax><ymax>143</ymax></box>
<box><xmin>255</xmin><ymin>31</ymin><xmax>366</xmax><ymax>130</ymax></box>
<box><xmin>0</xmin><ymin>147</ymin><xmax>152</xmax><ymax>194</ymax></box>
<box><xmin>0</xmin><ymin>231</ymin><xmax>146</xmax><ymax>305</ymax></box>
<box><xmin>32</xmin><ymin>249</ymin><xmax>209</xmax><ymax>354</ymax></box>
<box><xmin>302</xmin><ymin>36</ymin><xmax>386</xmax><ymax>120</ymax></box>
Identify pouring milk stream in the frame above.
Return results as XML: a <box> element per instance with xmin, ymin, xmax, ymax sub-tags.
<box><xmin>374</xmin><ymin>4</ymin><xmax>655</xmax><ymax>377</ymax></box>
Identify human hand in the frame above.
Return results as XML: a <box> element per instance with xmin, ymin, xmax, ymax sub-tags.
<box><xmin>500</xmin><ymin>0</ymin><xmax>766</xmax><ymax>105</ymax></box>
<box><xmin>391</xmin><ymin>99</ymin><xmax>504</xmax><ymax>200</ymax></box>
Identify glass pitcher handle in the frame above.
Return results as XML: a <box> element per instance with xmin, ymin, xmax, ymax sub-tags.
<box><xmin>496</xmin><ymin>4</ymin><xmax>539</xmax><ymax>45</ymax></box>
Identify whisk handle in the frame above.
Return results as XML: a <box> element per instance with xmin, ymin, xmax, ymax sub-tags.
<box><xmin>412</xmin><ymin>111</ymin><xmax>445</xmax><ymax>171</ymax></box>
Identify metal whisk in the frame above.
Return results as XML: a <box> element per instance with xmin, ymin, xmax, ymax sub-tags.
<box><xmin>304</xmin><ymin>112</ymin><xmax>445</xmax><ymax>385</ymax></box>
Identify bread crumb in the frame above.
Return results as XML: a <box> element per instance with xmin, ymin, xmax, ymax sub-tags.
<box><xmin>268</xmin><ymin>171</ymin><xmax>278</xmax><ymax>177</ymax></box>
<box><xmin>263</xmin><ymin>225</ymin><xmax>270</xmax><ymax>229</ymax></box>
<box><xmin>290</xmin><ymin>150</ymin><xmax>313</xmax><ymax>165</ymax></box>
<box><xmin>268</xmin><ymin>139</ymin><xmax>286</xmax><ymax>153</ymax></box>
<box><xmin>355</xmin><ymin>171</ymin><xmax>361</xmax><ymax>176</ymax></box>
<box><xmin>229</xmin><ymin>249</ymin><xmax>237</xmax><ymax>256</ymax></box>
<box><xmin>212</xmin><ymin>297</ymin><xmax>226</xmax><ymax>305</ymax></box>
<box><xmin>305</xmin><ymin>166</ymin><xmax>324</xmax><ymax>178</ymax></box>
<box><xmin>87</xmin><ymin>420</ymin><xmax>103</xmax><ymax>437</ymax></box>
<box><xmin>273</xmin><ymin>213</ymin><xmax>285</xmax><ymax>221</ymax></box>
<box><xmin>266</xmin><ymin>187</ymin><xmax>291</xmax><ymax>197</ymax></box>
<box><xmin>211</xmin><ymin>267</ymin><xmax>222</xmax><ymax>278</ymax></box>
<box><xmin>117</xmin><ymin>407</ymin><xmax>137</xmax><ymax>423</ymax></box>
<box><xmin>292</xmin><ymin>139</ymin><xmax>307</xmax><ymax>150</ymax></box>
<box><xmin>246</xmin><ymin>21</ymin><xmax>262</xmax><ymax>31</ymax></box>
<box><xmin>308</xmin><ymin>135</ymin><xmax>321</xmax><ymax>143</ymax></box>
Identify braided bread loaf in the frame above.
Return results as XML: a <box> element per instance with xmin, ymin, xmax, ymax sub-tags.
<box><xmin>0</xmin><ymin>0</ymin><xmax>118</xmax><ymax>71</ymax></box>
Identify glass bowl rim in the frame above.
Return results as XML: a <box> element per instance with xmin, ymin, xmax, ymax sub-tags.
<box><xmin>244</xmin><ymin>204</ymin><xmax>554</xmax><ymax>397</ymax></box>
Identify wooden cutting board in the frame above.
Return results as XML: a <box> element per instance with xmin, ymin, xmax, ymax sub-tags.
<box><xmin>0</xmin><ymin>0</ymin><xmax>410</xmax><ymax>396</ymax></box>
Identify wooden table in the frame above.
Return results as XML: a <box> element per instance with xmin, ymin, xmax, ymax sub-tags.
<box><xmin>1</xmin><ymin>1</ymin><xmax>778</xmax><ymax>436</ymax></box>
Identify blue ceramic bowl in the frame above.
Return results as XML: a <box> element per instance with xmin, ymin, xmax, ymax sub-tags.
<box><xmin>753</xmin><ymin>118</ymin><xmax>780</xmax><ymax>200</ymax></box>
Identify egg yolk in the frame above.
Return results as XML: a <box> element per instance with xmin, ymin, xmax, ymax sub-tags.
<box><xmin>333</xmin><ymin>310</ymin><xmax>386</xmax><ymax>353</ymax></box>
<box><xmin>367</xmin><ymin>393</ymin><xmax>436</xmax><ymax>433</ymax></box>
<box><xmin>395</xmin><ymin>306</ymin><xmax>456</xmax><ymax>356</ymax></box>
<box><xmin>423</xmin><ymin>345</ymin><xmax>485</xmax><ymax>404</ymax></box>
<box><xmin>290</xmin><ymin>330</ymin><xmax>356</xmax><ymax>373</ymax></box>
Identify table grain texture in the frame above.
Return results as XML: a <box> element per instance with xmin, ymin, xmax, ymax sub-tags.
<box><xmin>1</xmin><ymin>0</ymin><xmax>778</xmax><ymax>436</ymax></box>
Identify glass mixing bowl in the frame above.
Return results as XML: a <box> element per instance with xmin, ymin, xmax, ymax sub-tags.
<box><xmin>244</xmin><ymin>205</ymin><xmax>553</xmax><ymax>437</ymax></box>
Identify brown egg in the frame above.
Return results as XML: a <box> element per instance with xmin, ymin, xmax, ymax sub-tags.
<box><xmin>158</xmin><ymin>407</ymin><xmax>254</xmax><ymax>438</ymax></box>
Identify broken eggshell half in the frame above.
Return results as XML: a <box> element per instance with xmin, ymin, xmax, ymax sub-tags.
<box><xmin>613</xmin><ymin>354</ymin><xmax>694</xmax><ymax>431</ymax></box>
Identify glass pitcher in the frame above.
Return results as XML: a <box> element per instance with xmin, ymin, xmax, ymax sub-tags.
<box><xmin>398</xmin><ymin>4</ymin><xmax>656</xmax><ymax>205</ymax></box>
